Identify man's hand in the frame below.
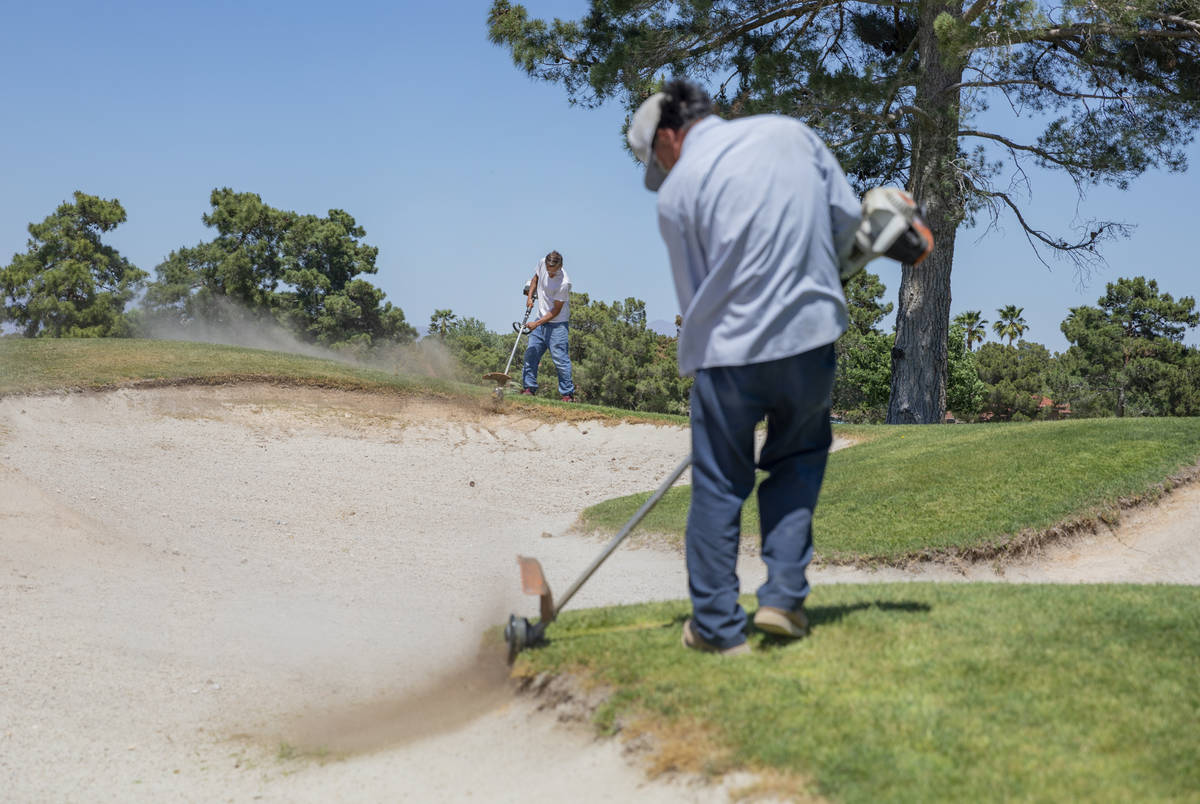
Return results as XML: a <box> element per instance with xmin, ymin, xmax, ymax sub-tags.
<box><xmin>526</xmin><ymin>298</ymin><xmax>534</xmax><ymax>310</ymax></box>
<box><xmin>525</xmin><ymin>320</ymin><xmax>541</xmax><ymax>333</ymax></box>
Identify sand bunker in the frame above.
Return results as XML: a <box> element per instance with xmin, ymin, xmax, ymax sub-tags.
<box><xmin>1</xmin><ymin>385</ymin><xmax>1196</xmax><ymax>802</ymax></box>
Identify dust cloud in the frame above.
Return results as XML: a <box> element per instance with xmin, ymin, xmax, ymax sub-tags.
<box><xmin>270</xmin><ymin>589</ymin><xmax>521</xmax><ymax>757</ymax></box>
<box><xmin>278</xmin><ymin>640</ymin><xmax>515</xmax><ymax>756</ymax></box>
<box><xmin>142</xmin><ymin>296</ymin><xmax>466</xmax><ymax>383</ymax></box>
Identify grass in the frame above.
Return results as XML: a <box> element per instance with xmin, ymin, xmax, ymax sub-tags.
<box><xmin>0</xmin><ymin>337</ymin><xmax>459</xmax><ymax>395</ymax></box>
<box><xmin>0</xmin><ymin>338</ymin><xmax>688</xmax><ymax>425</ymax></box>
<box><xmin>582</xmin><ymin>418</ymin><xmax>1200</xmax><ymax>561</ymax></box>
<box><xmin>514</xmin><ymin>583</ymin><xmax>1200</xmax><ymax>802</ymax></box>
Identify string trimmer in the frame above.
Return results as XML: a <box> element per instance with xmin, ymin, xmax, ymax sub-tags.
<box><xmin>504</xmin><ymin>454</ymin><xmax>692</xmax><ymax>662</ymax></box>
<box><xmin>483</xmin><ymin>282</ymin><xmax>537</xmax><ymax>400</ymax></box>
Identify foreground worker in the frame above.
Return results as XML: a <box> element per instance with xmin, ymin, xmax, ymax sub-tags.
<box><xmin>628</xmin><ymin>79</ymin><xmax>860</xmax><ymax>655</ymax></box>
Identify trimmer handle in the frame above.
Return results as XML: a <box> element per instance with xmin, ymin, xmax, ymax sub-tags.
<box><xmin>513</xmin><ymin>299</ymin><xmax>535</xmax><ymax>334</ymax></box>
<box><xmin>522</xmin><ymin>280</ymin><xmax>538</xmax><ymax>301</ymax></box>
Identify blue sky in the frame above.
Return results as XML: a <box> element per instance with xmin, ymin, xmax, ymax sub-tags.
<box><xmin>2</xmin><ymin>0</ymin><xmax>1197</xmax><ymax>352</ymax></box>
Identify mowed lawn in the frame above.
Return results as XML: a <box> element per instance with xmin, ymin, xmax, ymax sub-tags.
<box><xmin>582</xmin><ymin>417</ymin><xmax>1200</xmax><ymax>561</ymax></box>
<box><xmin>568</xmin><ymin>411</ymin><xmax>1200</xmax><ymax>799</ymax></box>
<box><xmin>514</xmin><ymin>583</ymin><xmax>1200</xmax><ymax>802</ymax></box>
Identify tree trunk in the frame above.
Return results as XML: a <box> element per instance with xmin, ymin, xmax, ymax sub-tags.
<box><xmin>1118</xmin><ymin>349</ymin><xmax>1129</xmax><ymax>416</ymax></box>
<box><xmin>887</xmin><ymin>0</ymin><xmax>966</xmax><ymax>425</ymax></box>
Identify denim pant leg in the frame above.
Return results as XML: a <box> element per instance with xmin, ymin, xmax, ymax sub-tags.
<box><xmin>755</xmin><ymin>345</ymin><xmax>836</xmax><ymax>611</ymax></box>
<box><xmin>547</xmin><ymin>322</ymin><xmax>575</xmax><ymax>396</ymax></box>
<box><xmin>686</xmin><ymin>365</ymin><xmax>764</xmax><ymax>650</ymax></box>
<box><xmin>522</xmin><ymin>325</ymin><xmax>549</xmax><ymax>391</ymax></box>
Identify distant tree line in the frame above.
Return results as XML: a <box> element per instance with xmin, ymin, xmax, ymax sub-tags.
<box><xmin>436</xmin><ymin>271</ymin><xmax>1198</xmax><ymax>421</ymax></box>
<box><xmin>3</xmin><ymin>191</ymin><xmax>1197</xmax><ymax>420</ymax></box>
<box><xmin>835</xmin><ymin>275</ymin><xmax>1199</xmax><ymax>422</ymax></box>
<box><xmin>0</xmin><ymin>190</ymin><xmax>417</xmax><ymax>351</ymax></box>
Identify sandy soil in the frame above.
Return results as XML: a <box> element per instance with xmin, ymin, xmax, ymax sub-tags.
<box><xmin>1</xmin><ymin>385</ymin><xmax>1196</xmax><ymax>802</ymax></box>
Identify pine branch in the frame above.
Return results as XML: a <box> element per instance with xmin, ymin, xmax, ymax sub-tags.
<box><xmin>669</xmin><ymin>1</ymin><xmax>832</xmax><ymax>62</ymax></box>
<box><xmin>959</xmin><ymin>129</ymin><xmax>1085</xmax><ymax>170</ymax></box>
<box><xmin>962</xmin><ymin>0</ymin><xmax>1001</xmax><ymax>26</ymax></box>
<box><xmin>832</xmin><ymin>125</ymin><xmax>910</xmax><ymax>148</ymax></box>
<box><xmin>878</xmin><ymin>30</ymin><xmax>920</xmax><ymax>120</ymax></box>
<box><xmin>1008</xmin><ymin>22</ymin><xmax>1200</xmax><ymax>47</ymax></box>
<box><xmin>971</xmin><ymin>185</ymin><xmax>1132</xmax><ymax>277</ymax></box>
<box><xmin>952</xmin><ymin>77</ymin><xmax>1133</xmax><ymax>103</ymax></box>
<box><xmin>720</xmin><ymin>8</ymin><xmax>822</xmax><ymax>101</ymax></box>
<box><xmin>640</xmin><ymin>0</ymin><xmax>921</xmax><ymax>69</ymax></box>
<box><xmin>1149</xmin><ymin>12</ymin><xmax>1200</xmax><ymax>37</ymax></box>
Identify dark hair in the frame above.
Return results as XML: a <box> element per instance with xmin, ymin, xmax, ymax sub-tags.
<box><xmin>658</xmin><ymin>78</ymin><xmax>712</xmax><ymax>132</ymax></box>
<box><xmin>545</xmin><ymin>250</ymin><xmax>563</xmax><ymax>267</ymax></box>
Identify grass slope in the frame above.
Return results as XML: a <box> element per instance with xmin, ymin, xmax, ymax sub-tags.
<box><xmin>582</xmin><ymin>418</ymin><xmax>1200</xmax><ymax>561</ymax></box>
<box><xmin>0</xmin><ymin>338</ymin><xmax>687</xmax><ymax>425</ymax></box>
<box><xmin>516</xmin><ymin>584</ymin><xmax>1200</xmax><ymax>802</ymax></box>
<box><xmin>0</xmin><ymin>337</ymin><xmax>457</xmax><ymax>395</ymax></box>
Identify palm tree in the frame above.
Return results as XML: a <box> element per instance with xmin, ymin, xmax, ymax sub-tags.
<box><xmin>429</xmin><ymin>309</ymin><xmax>457</xmax><ymax>339</ymax></box>
<box><xmin>992</xmin><ymin>305</ymin><xmax>1029</xmax><ymax>347</ymax></box>
<box><xmin>953</xmin><ymin>310</ymin><xmax>988</xmax><ymax>351</ymax></box>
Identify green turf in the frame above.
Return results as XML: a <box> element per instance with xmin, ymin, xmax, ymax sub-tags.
<box><xmin>515</xmin><ymin>583</ymin><xmax>1200</xmax><ymax>802</ymax></box>
<box><xmin>582</xmin><ymin>418</ymin><xmax>1200</xmax><ymax>560</ymax></box>
<box><xmin>0</xmin><ymin>337</ymin><xmax>454</xmax><ymax>394</ymax></box>
<box><xmin>0</xmin><ymin>338</ymin><xmax>687</xmax><ymax>424</ymax></box>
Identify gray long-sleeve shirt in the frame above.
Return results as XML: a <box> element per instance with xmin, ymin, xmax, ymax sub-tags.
<box><xmin>656</xmin><ymin>114</ymin><xmax>860</xmax><ymax>376</ymax></box>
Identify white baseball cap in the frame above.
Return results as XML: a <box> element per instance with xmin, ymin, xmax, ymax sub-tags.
<box><xmin>627</xmin><ymin>92</ymin><xmax>668</xmax><ymax>191</ymax></box>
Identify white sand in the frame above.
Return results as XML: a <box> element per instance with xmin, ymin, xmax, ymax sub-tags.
<box><xmin>1</xmin><ymin>385</ymin><xmax>1196</xmax><ymax>802</ymax></box>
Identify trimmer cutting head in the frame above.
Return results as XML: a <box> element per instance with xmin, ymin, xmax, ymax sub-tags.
<box><xmin>504</xmin><ymin>556</ymin><xmax>556</xmax><ymax>662</ymax></box>
<box><xmin>483</xmin><ymin>284</ymin><xmax>537</xmax><ymax>396</ymax></box>
<box><xmin>500</xmin><ymin>455</ymin><xmax>694</xmax><ymax>664</ymax></box>
<box><xmin>504</xmin><ymin>614</ymin><xmax>546</xmax><ymax>663</ymax></box>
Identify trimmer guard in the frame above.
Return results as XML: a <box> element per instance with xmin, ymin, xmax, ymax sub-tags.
<box><xmin>517</xmin><ymin>555</ymin><xmax>555</xmax><ymax>624</ymax></box>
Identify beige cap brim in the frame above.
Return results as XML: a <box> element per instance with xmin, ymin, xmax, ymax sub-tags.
<box><xmin>627</xmin><ymin>92</ymin><xmax>668</xmax><ymax>192</ymax></box>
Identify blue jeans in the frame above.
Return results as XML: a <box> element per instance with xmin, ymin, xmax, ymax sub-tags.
<box><xmin>522</xmin><ymin>321</ymin><xmax>575</xmax><ymax>396</ymax></box>
<box><xmin>685</xmin><ymin>344</ymin><xmax>836</xmax><ymax>650</ymax></box>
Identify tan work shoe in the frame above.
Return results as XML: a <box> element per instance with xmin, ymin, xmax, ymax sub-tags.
<box><xmin>681</xmin><ymin>618</ymin><xmax>751</xmax><ymax>656</ymax></box>
<box><xmin>753</xmin><ymin>606</ymin><xmax>809</xmax><ymax>638</ymax></box>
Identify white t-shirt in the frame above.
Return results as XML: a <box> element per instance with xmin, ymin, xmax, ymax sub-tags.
<box><xmin>534</xmin><ymin>258</ymin><xmax>571</xmax><ymax>323</ymax></box>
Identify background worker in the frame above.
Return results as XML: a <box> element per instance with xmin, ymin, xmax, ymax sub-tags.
<box><xmin>521</xmin><ymin>250</ymin><xmax>576</xmax><ymax>402</ymax></box>
<box><xmin>627</xmin><ymin>79</ymin><xmax>861</xmax><ymax>655</ymax></box>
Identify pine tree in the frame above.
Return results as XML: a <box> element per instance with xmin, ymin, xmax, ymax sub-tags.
<box><xmin>488</xmin><ymin>0</ymin><xmax>1200</xmax><ymax>423</ymax></box>
<box><xmin>144</xmin><ymin>189</ymin><xmax>417</xmax><ymax>346</ymax></box>
<box><xmin>1</xmin><ymin>192</ymin><xmax>146</xmax><ymax>337</ymax></box>
<box><xmin>1061</xmin><ymin>276</ymin><xmax>1199</xmax><ymax>416</ymax></box>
